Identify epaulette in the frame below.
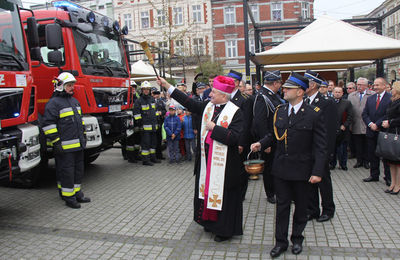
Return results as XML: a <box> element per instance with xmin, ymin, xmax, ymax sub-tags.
<box><xmin>277</xmin><ymin>104</ymin><xmax>284</xmax><ymax>108</ymax></box>
<box><xmin>241</xmin><ymin>92</ymin><xmax>249</xmax><ymax>99</ymax></box>
<box><xmin>314</xmin><ymin>106</ymin><xmax>320</xmax><ymax>112</ymax></box>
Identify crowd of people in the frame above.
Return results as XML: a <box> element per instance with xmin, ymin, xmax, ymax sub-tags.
<box><xmin>44</xmin><ymin>69</ymin><xmax>400</xmax><ymax>258</ymax></box>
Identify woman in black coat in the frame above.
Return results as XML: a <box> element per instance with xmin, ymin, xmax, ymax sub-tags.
<box><xmin>382</xmin><ymin>81</ymin><xmax>400</xmax><ymax>194</ymax></box>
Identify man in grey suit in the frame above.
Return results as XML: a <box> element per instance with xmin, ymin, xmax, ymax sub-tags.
<box><xmin>348</xmin><ymin>77</ymin><xmax>373</xmax><ymax>169</ymax></box>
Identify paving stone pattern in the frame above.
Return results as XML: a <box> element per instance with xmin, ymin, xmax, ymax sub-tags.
<box><xmin>0</xmin><ymin>149</ymin><xmax>399</xmax><ymax>259</ymax></box>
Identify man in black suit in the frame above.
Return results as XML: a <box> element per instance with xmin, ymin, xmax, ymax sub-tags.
<box><xmin>251</xmin><ymin>70</ymin><xmax>283</xmax><ymax>204</ymax></box>
<box><xmin>303</xmin><ymin>70</ymin><xmax>337</xmax><ymax>223</ymax></box>
<box><xmin>227</xmin><ymin>70</ymin><xmax>253</xmax><ymax>201</ymax></box>
<box><xmin>330</xmin><ymin>86</ymin><xmax>353</xmax><ymax>171</ymax></box>
<box><xmin>251</xmin><ymin>72</ymin><xmax>327</xmax><ymax>257</ymax></box>
<box><xmin>362</xmin><ymin>77</ymin><xmax>392</xmax><ymax>185</ymax></box>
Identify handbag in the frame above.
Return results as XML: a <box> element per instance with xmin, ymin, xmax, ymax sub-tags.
<box><xmin>375</xmin><ymin>129</ymin><xmax>400</xmax><ymax>161</ymax></box>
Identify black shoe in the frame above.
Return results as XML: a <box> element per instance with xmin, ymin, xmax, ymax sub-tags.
<box><xmin>77</xmin><ymin>196</ymin><xmax>91</xmax><ymax>203</ymax></box>
<box><xmin>386</xmin><ymin>179</ymin><xmax>391</xmax><ymax>187</ymax></box>
<box><xmin>214</xmin><ymin>235</ymin><xmax>230</xmax><ymax>242</ymax></box>
<box><xmin>267</xmin><ymin>196</ymin><xmax>276</xmax><ymax>204</ymax></box>
<box><xmin>65</xmin><ymin>200</ymin><xmax>81</xmax><ymax>209</ymax></box>
<box><xmin>390</xmin><ymin>189</ymin><xmax>400</xmax><ymax>195</ymax></box>
<box><xmin>363</xmin><ymin>162</ymin><xmax>370</xmax><ymax>169</ymax></box>
<box><xmin>341</xmin><ymin>166</ymin><xmax>348</xmax><ymax>171</ymax></box>
<box><xmin>307</xmin><ymin>214</ymin><xmax>319</xmax><ymax>221</ymax></box>
<box><xmin>385</xmin><ymin>188</ymin><xmax>394</xmax><ymax>193</ymax></box>
<box><xmin>143</xmin><ymin>161</ymin><xmax>154</xmax><ymax>166</ymax></box>
<box><xmin>329</xmin><ymin>165</ymin><xmax>335</xmax><ymax>170</ymax></box>
<box><xmin>353</xmin><ymin>162</ymin><xmax>363</xmax><ymax>168</ymax></box>
<box><xmin>270</xmin><ymin>246</ymin><xmax>287</xmax><ymax>258</ymax></box>
<box><xmin>317</xmin><ymin>214</ymin><xmax>332</xmax><ymax>222</ymax></box>
<box><xmin>291</xmin><ymin>244</ymin><xmax>303</xmax><ymax>255</ymax></box>
<box><xmin>363</xmin><ymin>176</ymin><xmax>379</xmax><ymax>182</ymax></box>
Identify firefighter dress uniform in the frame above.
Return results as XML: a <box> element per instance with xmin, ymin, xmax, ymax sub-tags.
<box><xmin>133</xmin><ymin>81</ymin><xmax>161</xmax><ymax>166</ymax></box>
<box><xmin>42</xmin><ymin>72</ymin><xmax>90</xmax><ymax>209</ymax></box>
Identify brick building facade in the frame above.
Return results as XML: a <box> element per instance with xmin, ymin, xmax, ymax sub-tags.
<box><xmin>211</xmin><ymin>0</ymin><xmax>314</xmax><ymax>78</ymax></box>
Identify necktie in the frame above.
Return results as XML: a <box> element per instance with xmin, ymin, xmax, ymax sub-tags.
<box><xmin>376</xmin><ymin>94</ymin><xmax>381</xmax><ymax>110</ymax></box>
<box><xmin>304</xmin><ymin>97</ymin><xmax>310</xmax><ymax>104</ymax></box>
<box><xmin>359</xmin><ymin>93</ymin><xmax>363</xmax><ymax>102</ymax></box>
<box><xmin>289</xmin><ymin>107</ymin><xmax>295</xmax><ymax>124</ymax></box>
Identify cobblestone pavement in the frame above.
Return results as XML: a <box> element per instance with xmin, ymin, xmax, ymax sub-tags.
<box><xmin>0</xmin><ymin>149</ymin><xmax>399</xmax><ymax>259</ymax></box>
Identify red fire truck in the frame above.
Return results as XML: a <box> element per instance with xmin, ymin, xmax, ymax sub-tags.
<box><xmin>0</xmin><ymin>0</ymin><xmax>41</xmax><ymax>186</ymax></box>
<box><xmin>21</xmin><ymin>1</ymin><xmax>133</xmax><ymax>167</ymax></box>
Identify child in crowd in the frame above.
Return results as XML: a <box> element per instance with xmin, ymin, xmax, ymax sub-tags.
<box><xmin>177</xmin><ymin>107</ymin><xmax>186</xmax><ymax>160</ymax></box>
<box><xmin>182</xmin><ymin>110</ymin><xmax>195</xmax><ymax>161</ymax></box>
<box><xmin>164</xmin><ymin>105</ymin><xmax>181</xmax><ymax>163</ymax></box>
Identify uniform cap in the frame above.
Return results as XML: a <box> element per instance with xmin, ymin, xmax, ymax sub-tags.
<box><xmin>227</xmin><ymin>70</ymin><xmax>242</xmax><ymax>81</ymax></box>
<box><xmin>283</xmin><ymin>72</ymin><xmax>309</xmax><ymax>91</ymax></box>
<box><xmin>263</xmin><ymin>70</ymin><xmax>281</xmax><ymax>82</ymax></box>
<box><xmin>213</xmin><ymin>75</ymin><xmax>235</xmax><ymax>94</ymax></box>
<box><xmin>304</xmin><ymin>70</ymin><xmax>326</xmax><ymax>85</ymax></box>
<box><xmin>196</xmin><ymin>82</ymin><xmax>207</xmax><ymax>89</ymax></box>
<box><xmin>169</xmin><ymin>105</ymin><xmax>176</xmax><ymax>110</ymax></box>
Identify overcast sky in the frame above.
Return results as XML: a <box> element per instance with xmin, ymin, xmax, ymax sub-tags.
<box><xmin>22</xmin><ymin>0</ymin><xmax>387</xmax><ymax>19</ymax></box>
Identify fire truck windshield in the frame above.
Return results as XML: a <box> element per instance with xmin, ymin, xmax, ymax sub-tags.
<box><xmin>73</xmin><ymin>27</ymin><xmax>128</xmax><ymax>78</ymax></box>
<box><xmin>0</xmin><ymin>1</ymin><xmax>28</xmax><ymax>71</ymax></box>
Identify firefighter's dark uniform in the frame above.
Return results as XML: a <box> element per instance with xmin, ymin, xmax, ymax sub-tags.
<box><xmin>124</xmin><ymin>91</ymin><xmax>141</xmax><ymax>162</ymax></box>
<box><xmin>133</xmin><ymin>90</ymin><xmax>160</xmax><ymax>165</ymax></box>
<box><xmin>42</xmin><ymin>91</ymin><xmax>88</xmax><ymax>208</ymax></box>
<box><xmin>153</xmin><ymin>89</ymin><xmax>166</xmax><ymax>159</ymax></box>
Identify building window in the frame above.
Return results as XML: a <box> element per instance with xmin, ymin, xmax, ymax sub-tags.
<box><xmin>272</xmin><ymin>33</ymin><xmax>284</xmax><ymax>43</ymax></box>
<box><xmin>271</xmin><ymin>2</ymin><xmax>282</xmax><ymax>21</ymax></box>
<box><xmin>192</xmin><ymin>5</ymin><xmax>202</xmax><ymax>23</ymax></box>
<box><xmin>158</xmin><ymin>41</ymin><xmax>168</xmax><ymax>51</ymax></box>
<box><xmin>98</xmin><ymin>5</ymin><xmax>104</xmax><ymax>10</ymax></box>
<box><xmin>226</xmin><ymin>40</ymin><xmax>237</xmax><ymax>58</ymax></box>
<box><xmin>301</xmin><ymin>2</ymin><xmax>310</xmax><ymax>19</ymax></box>
<box><xmin>174</xmin><ymin>7</ymin><xmax>183</xmax><ymax>25</ymax></box>
<box><xmin>249</xmin><ymin>5</ymin><xmax>259</xmax><ymax>22</ymax></box>
<box><xmin>193</xmin><ymin>38</ymin><xmax>204</xmax><ymax>56</ymax></box>
<box><xmin>123</xmin><ymin>13</ymin><xmax>132</xmax><ymax>30</ymax></box>
<box><xmin>224</xmin><ymin>7</ymin><xmax>235</xmax><ymax>25</ymax></box>
<box><xmin>175</xmin><ymin>40</ymin><xmax>184</xmax><ymax>55</ymax></box>
<box><xmin>141</xmin><ymin>11</ymin><xmax>149</xmax><ymax>29</ymax></box>
<box><xmin>249</xmin><ymin>38</ymin><xmax>255</xmax><ymax>54</ymax></box>
<box><xmin>157</xmin><ymin>10</ymin><xmax>166</xmax><ymax>27</ymax></box>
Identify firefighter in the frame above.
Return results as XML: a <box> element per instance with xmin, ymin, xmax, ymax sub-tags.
<box><xmin>42</xmin><ymin>72</ymin><xmax>90</xmax><ymax>209</ymax></box>
<box><xmin>123</xmin><ymin>81</ymin><xmax>142</xmax><ymax>162</ymax></box>
<box><xmin>133</xmin><ymin>81</ymin><xmax>161</xmax><ymax>166</ymax></box>
<box><xmin>152</xmin><ymin>87</ymin><xmax>167</xmax><ymax>160</ymax></box>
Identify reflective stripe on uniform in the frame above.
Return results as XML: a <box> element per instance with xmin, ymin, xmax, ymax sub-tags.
<box><xmin>61</xmin><ymin>139</ymin><xmax>81</xmax><ymax>150</ymax></box>
<box><xmin>126</xmin><ymin>146</ymin><xmax>134</xmax><ymax>151</ymax></box>
<box><xmin>155</xmin><ymin>111</ymin><xmax>161</xmax><ymax>116</ymax></box>
<box><xmin>134</xmin><ymin>145</ymin><xmax>141</xmax><ymax>150</ymax></box>
<box><xmin>57</xmin><ymin>182</ymin><xmax>61</xmax><ymax>189</ymax></box>
<box><xmin>141</xmin><ymin>105</ymin><xmax>149</xmax><ymax>110</ymax></box>
<box><xmin>134</xmin><ymin>114</ymin><xmax>142</xmax><ymax>119</ymax></box>
<box><xmin>150</xmin><ymin>149</ymin><xmax>156</xmax><ymax>154</ymax></box>
<box><xmin>151</xmin><ymin>103</ymin><xmax>156</xmax><ymax>109</ymax></box>
<box><xmin>59</xmin><ymin>107</ymin><xmax>74</xmax><ymax>118</ymax></box>
<box><xmin>143</xmin><ymin>125</ymin><xmax>152</xmax><ymax>131</ymax></box>
<box><xmin>77</xmin><ymin>107</ymin><xmax>82</xmax><ymax>115</ymax></box>
<box><xmin>141</xmin><ymin>150</ymin><xmax>150</xmax><ymax>156</ymax></box>
<box><xmin>61</xmin><ymin>187</ymin><xmax>75</xmax><ymax>197</ymax></box>
<box><xmin>74</xmin><ymin>184</ymin><xmax>81</xmax><ymax>192</ymax></box>
<box><xmin>43</xmin><ymin>124</ymin><xmax>58</xmax><ymax>135</ymax></box>
<box><xmin>47</xmin><ymin>137</ymin><xmax>60</xmax><ymax>147</ymax></box>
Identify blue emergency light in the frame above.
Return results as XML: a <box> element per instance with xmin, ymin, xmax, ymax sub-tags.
<box><xmin>53</xmin><ymin>1</ymin><xmax>79</xmax><ymax>9</ymax></box>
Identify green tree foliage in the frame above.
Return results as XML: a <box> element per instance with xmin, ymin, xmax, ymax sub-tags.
<box><xmin>194</xmin><ymin>61</ymin><xmax>223</xmax><ymax>84</ymax></box>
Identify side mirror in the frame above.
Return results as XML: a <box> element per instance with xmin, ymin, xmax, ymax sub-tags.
<box><xmin>26</xmin><ymin>17</ymin><xmax>39</xmax><ymax>48</ymax></box>
<box><xmin>30</xmin><ymin>47</ymin><xmax>41</xmax><ymax>61</ymax></box>
<box><xmin>45</xmin><ymin>24</ymin><xmax>62</xmax><ymax>49</ymax></box>
<box><xmin>48</xmin><ymin>50</ymin><xmax>62</xmax><ymax>66</ymax></box>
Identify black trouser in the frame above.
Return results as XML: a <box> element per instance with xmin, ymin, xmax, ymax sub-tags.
<box><xmin>55</xmin><ymin>150</ymin><xmax>84</xmax><ymax>199</ymax></box>
<box><xmin>262</xmin><ymin>152</ymin><xmax>275</xmax><ymax>198</ymax></box>
<box><xmin>367</xmin><ymin>136</ymin><xmax>391</xmax><ymax>181</ymax></box>
<box><xmin>126</xmin><ymin>132</ymin><xmax>141</xmax><ymax>161</ymax></box>
<box><xmin>239</xmin><ymin>148</ymin><xmax>249</xmax><ymax>201</ymax></box>
<box><xmin>274</xmin><ymin>177</ymin><xmax>309</xmax><ymax>248</ymax></box>
<box><xmin>308</xmin><ymin>164</ymin><xmax>335</xmax><ymax>217</ymax></box>
<box><xmin>141</xmin><ymin>131</ymin><xmax>157</xmax><ymax>162</ymax></box>
<box><xmin>155</xmin><ymin>128</ymin><xmax>163</xmax><ymax>159</ymax></box>
<box><xmin>349</xmin><ymin>134</ymin><xmax>356</xmax><ymax>157</ymax></box>
<box><xmin>354</xmin><ymin>134</ymin><xmax>368</xmax><ymax>164</ymax></box>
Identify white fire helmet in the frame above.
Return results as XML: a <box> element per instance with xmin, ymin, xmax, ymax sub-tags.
<box><xmin>53</xmin><ymin>72</ymin><xmax>76</xmax><ymax>92</ymax></box>
<box><xmin>140</xmin><ymin>81</ymin><xmax>152</xmax><ymax>89</ymax></box>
